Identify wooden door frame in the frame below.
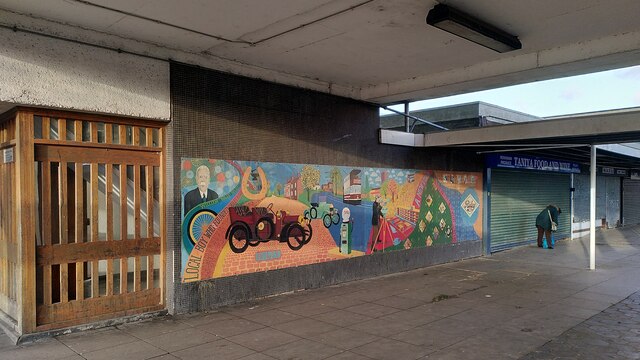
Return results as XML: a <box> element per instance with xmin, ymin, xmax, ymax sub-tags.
<box><xmin>8</xmin><ymin>107</ymin><xmax>167</xmax><ymax>334</ymax></box>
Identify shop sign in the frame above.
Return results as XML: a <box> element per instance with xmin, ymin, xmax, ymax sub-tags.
<box><xmin>598</xmin><ymin>167</ymin><xmax>627</xmax><ymax>177</ymax></box>
<box><xmin>486</xmin><ymin>154</ymin><xmax>580</xmax><ymax>173</ymax></box>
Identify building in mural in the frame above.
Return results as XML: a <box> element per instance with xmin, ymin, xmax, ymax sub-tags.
<box><xmin>284</xmin><ymin>175</ymin><xmax>301</xmax><ymax>200</ymax></box>
<box><xmin>181</xmin><ymin>158</ymin><xmax>483</xmax><ymax>282</ymax></box>
<box><xmin>343</xmin><ymin>169</ymin><xmax>362</xmax><ymax>205</ymax></box>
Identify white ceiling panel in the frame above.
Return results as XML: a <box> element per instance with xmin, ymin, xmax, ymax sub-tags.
<box><xmin>0</xmin><ymin>0</ymin><xmax>127</xmax><ymax>30</ymax></box>
<box><xmin>106</xmin><ymin>16</ymin><xmax>224</xmax><ymax>53</ymax></box>
<box><xmin>1</xmin><ymin>0</ymin><xmax>640</xmax><ymax>103</ymax></box>
<box><xmin>99</xmin><ymin>0</ymin><xmax>339</xmax><ymax>40</ymax></box>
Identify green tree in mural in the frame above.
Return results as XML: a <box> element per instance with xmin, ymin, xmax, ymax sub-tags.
<box><xmin>301</xmin><ymin>165</ymin><xmax>320</xmax><ymax>203</ymax></box>
<box><xmin>329</xmin><ymin>167</ymin><xmax>342</xmax><ymax>195</ymax></box>
<box><xmin>275</xmin><ymin>183</ymin><xmax>283</xmax><ymax>196</ymax></box>
<box><xmin>388</xmin><ymin>177</ymin><xmax>454</xmax><ymax>251</ymax></box>
<box><xmin>380</xmin><ymin>180</ymin><xmax>389</xmax><ymax>199</ymax></box>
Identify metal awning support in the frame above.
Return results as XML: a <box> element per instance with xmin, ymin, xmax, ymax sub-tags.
<box><xmin>404</xmin><ymin>102</ymin><xmax>410</xmax><ymax>133</ymax></box>
<box><xmin>590</xmin><ymin>145</ymin><xmax>596</xmax><ymax>270</ymax></box>
<box><xmin>380</xmin><ymin>105</ymin><xmax>448</xmax><ymax>132</ymax></box>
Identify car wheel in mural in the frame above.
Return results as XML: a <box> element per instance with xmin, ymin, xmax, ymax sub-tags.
<box><xmin>254</xmin><ymin>217</ymin><xmax>275</xmax><ymax>241</ymax></box>
<box><xmin>285</xmin><ymin>223</ymin><xmax>306</xmax><ymax>250</ymax></box>
<box><xmin>187</xmin><ymin>209</ymin><xmax>217</xmax><ymax>245</ymax></box>
<box><xmin>228</xmin><ymin>223</ymin><xmax>250</xmax><ymax>254</ymax></box>
<box><xmin>181</xmin><ymin>158</ymin><xmax>483</xmax><ymax>282</ymax></box>
<box><xmin>299</xmin><ymin>215</ymin><xmax>313</xmax><ymax>244</ymax></box>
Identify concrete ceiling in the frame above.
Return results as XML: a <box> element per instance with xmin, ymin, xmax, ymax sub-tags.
<box><xmin>1</xmin><ymin>0</ymin><xmax>640</xmax><ymax>104</ymax></box>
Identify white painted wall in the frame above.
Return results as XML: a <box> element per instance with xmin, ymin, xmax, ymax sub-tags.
<box><xmin>0</xmin><ymin>27</ymin><xmax>170</xmax><ymax>120</ymax></box>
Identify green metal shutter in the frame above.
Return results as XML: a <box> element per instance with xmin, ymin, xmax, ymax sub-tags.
<box><xmin>623</xmin><ymin>179</ymin><xmax>640</xmax><ymax>226</ymax></box>
<box><xmin>490</xmin><ymin>170</ymin><xmax>571</xmax><ymax>252</ymax></box>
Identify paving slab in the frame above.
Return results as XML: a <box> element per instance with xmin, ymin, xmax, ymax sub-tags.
<box><xmin>82</xmin><ymin>340</ymin><xmax>166</xmax><ymax>360</ymax></box>
<box><xmin>57</xmin><ymin>327</ymin><xmax>138</xmax><ymax>354</ymax></box>
<box><xmin>3</xmin><ymin>226</ymin><xmax>640</xmax><ymax>359</ymax></box>
<box><xmin>226</xmin><ymin>327</ymin><xmax>300</xmax><ymax>352</ymax></box>
<box><xmin>262</xmin><ymin>338</ymin><xmax>342</xmax><ymax>360</ymax></box>
<box><xmin>171</xmin><ymin>338</ymin><xmax>255</xmax><ymax>360</ymax></box>
<box><xmin>144</xmin><ymin>326</ymin><xmax>219</xmax><ymax>353</ymax></box>
<box><xmin>521</xmin><ymin>290</ymin><xmax>640</xmax><ymax>360</ymax></box>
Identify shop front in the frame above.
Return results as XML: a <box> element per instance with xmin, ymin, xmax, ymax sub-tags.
<box><xmin>485</xmin><ymin>154</ymin><xmax>578</xmax><ymax>252</ymax></box>
<box><xmin>623</xmin><ymin>170</ymin><xmax>640</xmax><ymax>226</ymax></box>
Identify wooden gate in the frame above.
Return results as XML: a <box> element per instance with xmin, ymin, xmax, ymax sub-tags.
<box><xmin>31</xmin><ymin>110</ymin><xmax>164</xmax><ymax>331</ymax></box>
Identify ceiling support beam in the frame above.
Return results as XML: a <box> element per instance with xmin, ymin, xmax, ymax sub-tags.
<box><xmin>420</xmin><ymin>108</ymin><xmax>640</xmax><ymax>147</ymax></box>
<box><xmin>379</xmin><ymin>129</ymin><xmax>424</xmax><ymax>147</ymax></box>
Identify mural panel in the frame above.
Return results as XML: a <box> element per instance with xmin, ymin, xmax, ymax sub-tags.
<box><xmin>181</xmin><ymin>158</ymin><xmax>482</xmax><ymax>282</ymax></box>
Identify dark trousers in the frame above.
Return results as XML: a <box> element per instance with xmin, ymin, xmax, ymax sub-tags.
<box><xmin>536</xmin><ymin>225</ymin><xmax>552</xmax><ymax>247</ymax></box>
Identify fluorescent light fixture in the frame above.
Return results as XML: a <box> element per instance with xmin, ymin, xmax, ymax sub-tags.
<box><xmin>426</xmin><ymin>4</ymin><xmax>522</xmax><ymax>53</ymax></box>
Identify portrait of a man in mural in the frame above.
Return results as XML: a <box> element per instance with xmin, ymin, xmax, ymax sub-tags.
<box><xmin>184</xmin><ymin>165</ymin><xmax>218</xmax><ymax>215</ymax></box>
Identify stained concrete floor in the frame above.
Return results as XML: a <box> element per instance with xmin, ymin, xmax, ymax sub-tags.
<box><xmin>2</xmin><ymin>226</ymin><xmax>640</xmax><ymax>359</ymax></box>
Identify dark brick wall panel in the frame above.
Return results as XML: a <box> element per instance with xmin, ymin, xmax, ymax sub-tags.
<box><xmin>168</xmin><ymin>62</ymin><xmax>483</xmax><ymax>313</ymax></box>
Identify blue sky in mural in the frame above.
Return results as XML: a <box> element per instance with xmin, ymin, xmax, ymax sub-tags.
<box><xmin>381</xmin><ymin>64</ymin><xmax>640</xmax><ymax>117</ymax></box>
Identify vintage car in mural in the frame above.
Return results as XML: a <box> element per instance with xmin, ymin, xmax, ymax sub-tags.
<box><xmin>225</xmin><ymin>204</ymin><xmax>311</xmax><ymax>253</ymax></box>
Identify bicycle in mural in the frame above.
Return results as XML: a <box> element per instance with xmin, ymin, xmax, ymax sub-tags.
<box><xmin>303</xmin><ymin>202</ymin><xmax>340</xmax><ymax>228</ymax></box>
<box><xmin>225</xmin><ymin>203</ymin><xmax>312</xmax><ymax>253</ymax></box>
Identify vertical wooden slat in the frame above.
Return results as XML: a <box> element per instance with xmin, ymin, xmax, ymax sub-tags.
<box><xmin>59</xmin><ymin>162</ymin><xmax>68</xmax><ymax>303</ymax></box>
<box><xmin>58</xmin><ymin>119</ymin><xmax>66</xmax><ymax>141</ymax></box>
<box><xmin>42</xmin><ymin>117</ymin><xmax>50</xmax><ymax>140</ymax></box>
<box><xmin>11</xmin><ymin>156</ymin><xmax>17</xmax><ymax>308</ymax></box>
<box><xmin>17</xmin><ymin>111</ymin><xmax>36</xmax><ymax>333</ymax></box>
<box><xmin>90</xmin><ymin>122</ymin><xmax>98</xmax><ymax>144</ymax></box>
<box><xmin>158</xmin><ymin>128</ymin><xmax>162</xmax><ymax>304</ymax></box>
<box><xmin>0</xmin><ymin>163</ymin><xmax>3</xmax><ymax>298</ymax></box>
<box><xmin>134</xmin><ymin>165</ymin><xmax>141</xmax><ymax>292</ymax></box>
<box><xmin>41</xmin><ymin>161</ymin><xmax>52</xmax><ymax>306</ymax></box>
<box><xmin>119</xmin><ymin>126</ymin><xmax>127</xmax><ymax>147</ymax></box>
<box><xmin>105</xmin><ymin>124</ymin><xmax>112</xmax><ymax>145</ymax></box>
<box><xmin>159</xmin><ymin>127</ymin><xmax>165</xmax><ymax>304</ymax></box>
<box><xmin>120</xmin><ymin>164</ymin><xmax>128</xmax><ymax>294</ymax></box>
<box><xmin>104</xmin><ymin>127</ymin><xmax>115</xmax><ymax>307</ymax></box>
<box><xmin>106</xmin><ymin>165</ymin><xmax>113</xmax><ymax>296</ymax></box>
<box><xmin>146</xmin><ymin>165</ymin><xmax>154</xmax><ymax>289</ymax></box>
<box><xmin>75</xmin><ymin>162</ymin><xmax>84</xmax><ymax>301</ymax></box>
<box><xmin>145</xmin><ymin>128</ymin><xmax>153</xmax><ymax>148</ymax></box>
<box><xmin>0</xmin><ymin>162</ymin><xmax>4</xmax><ymax>300</ymax></box>
<box><xmin>74</xmin><ymin>120</ymin><xmax>82</xmax><ymax>144</ymax></box>
<box><xmin>91</xmin><ymin>162</ymin><xmax>99</xmax><ymax>298</ymax></box>
<box><xmin>132</xmin><ymin>127</ymin><xmax>140</xmax><ymax>146</ymax></box>
<box><xmin>89</xmin><ymin>126</ymin><xmax>99</xmax><ymax>298</ymax></box>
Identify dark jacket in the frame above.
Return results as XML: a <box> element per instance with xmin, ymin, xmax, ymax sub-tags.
<box><xmin>184</xmin><ymin>187</ymin><xmax>218</xmax><ymax>215</ymax></box>
<box><xmin>536</xmin><ymin>205</ymin><xmax>559</xmax><ymax>231</ymax></box>
<box><xmin>372</xmin><ymin>200</ymin><xmax>382</xmax><ymax>225</ymax></box>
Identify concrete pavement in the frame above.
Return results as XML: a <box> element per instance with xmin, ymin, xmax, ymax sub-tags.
<box><xmin>2</xmin><ymin>225</ymin><xmax>640</xmax><ymax>359</ymax></box>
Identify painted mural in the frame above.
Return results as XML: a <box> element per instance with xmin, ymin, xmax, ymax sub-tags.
<box><xmin>181</xmin><ymin>158</ymin><xmax>482</xmax><ymax>282</ymax></box>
